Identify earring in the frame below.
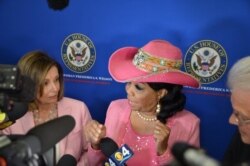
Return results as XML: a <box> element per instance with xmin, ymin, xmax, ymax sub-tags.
<box><xmin>156</xmin><ymin>102</ymin><xmax>161</xmax><ymax>114</ymax></box>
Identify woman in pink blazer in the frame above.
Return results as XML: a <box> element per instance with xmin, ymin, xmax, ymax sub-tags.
<box><xmin>1</xmin><ymin>51</ymin><xmax>92</xmax><ymax>166</ymax></box>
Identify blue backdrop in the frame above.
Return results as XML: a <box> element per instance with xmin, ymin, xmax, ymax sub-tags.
<box><xmin>1</xmin><ymin>0</ymin><xmax>250</xmax><ymax>161</ymax></box>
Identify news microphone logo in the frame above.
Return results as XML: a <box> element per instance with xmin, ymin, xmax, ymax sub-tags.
<box><xmin>105</xmin><ymin>144</ymin><xmax>134</xmax><ymax>166</ymax></box>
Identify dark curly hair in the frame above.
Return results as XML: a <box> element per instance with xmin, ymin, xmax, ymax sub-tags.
<box><xmin>148</xmin><ymin>82</ymin><xmax>186</xmax><ymax>124</ymax></box>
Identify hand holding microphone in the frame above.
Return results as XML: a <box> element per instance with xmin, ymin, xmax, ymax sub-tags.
<box><xmin>85</xmin><ymin>120</ymin><xmax>134</xmax><ymax>165</ymax></box>
<box><xmin>154</xmin><ymin>120</ymin><xmax>171</xmax><ymax>155</ymax></box>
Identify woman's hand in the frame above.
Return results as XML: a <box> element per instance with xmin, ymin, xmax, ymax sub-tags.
<box><xmin>154</xmin><ymin>120</ymin><xmax>171</xmax><ymax>155</ymax></box>
<box><xmin>84</xmin><ymin>120</ymin><xmax>106</xmax><ymax>149</ymax></box>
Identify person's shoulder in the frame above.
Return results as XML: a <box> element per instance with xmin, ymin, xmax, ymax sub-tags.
<box><xmin>108</xmin><ymin>99</ymin><xmax>129</xmax><ymax>114</ymax></box>
<box><xmin>1</xmin><ymin>112</ymin><xmax>34</xmax><ymax>134</ymax></box>
<box><xmin>110</xmin><ymin>98</ymin><xmax>128</xmax><ymax>104</ymax></box>
<box><xmin>58</xmin><ymin>97</ymin><xmax>89</xmax><ymax>115</ymax></box>
<box><xmin>109</xmin><ymin>99</ymin><xmax>128</xmax><ymax>108</ymax></box>
<box><xmin>58</xmin><ymin>97</ymin><xmax>91</xmax><ymax>122</ymax></box>
<box><xmin>106</xmin><ymin>99</ymin><xmax>130</xmax><ymax>120</ymax></box>
<box><xmin>59</xmin><ymin>97</ymin><xmax>86</xmax><ymax>106</ymax></box>
<box><xmin>173</xmin><ymin>110</ymin><xmax>200</xmax><ymax>122</ymax></box>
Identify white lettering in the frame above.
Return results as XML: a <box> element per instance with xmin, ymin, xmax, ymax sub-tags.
<box><xmin>122</xmin><ymin>146</ymin><xmax>130</xmax><ymax>156</ymax></box>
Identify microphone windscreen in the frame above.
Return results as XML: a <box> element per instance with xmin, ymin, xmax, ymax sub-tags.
<box><xmin>47</xmin><ymin>0</ymin><xmax>69</xmax><ymax>10</ymax></box>
<box><xmin>6</xmin><ymin>102</ymin><xmax>28</xmax><ymax>121</ymax></box>
<box><xmin>56</xmin><ymin>154</ymin><xmax>77</xmax><ymax>166</ymax></box>
<box><xmin>100</xmin><ymin>137</ymin><xmax>119</xmax><ymax>157</ymax></box>
<box><xmin>171</xmin><ymin>142</ymin><xmax>197</xmax><ymax>165</ymax></box>
<box><xmin>27</xmin><ymin>115</ymin><xmax>75</xmax><ymax>153</ymax></box>
<box><xmin>5</xmin><ymin>134</ymin><xmax>24</xmax><ymax>141</ymax></box>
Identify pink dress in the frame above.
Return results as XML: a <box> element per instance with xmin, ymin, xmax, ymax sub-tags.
<box><xmin>88</xmin><ymin>99</ymin><xmax>200</xmax><ymax>166</ymax></box>
<box><xmin>1</xmin><ymin>97</ymin><xmax>92</xmax><ymax>166</ymax></box>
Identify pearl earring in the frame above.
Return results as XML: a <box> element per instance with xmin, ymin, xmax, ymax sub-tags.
<box><xmin>156</xmin><ymin>102</ymin><xmax>161</xmax><ymax>114</ymax></box>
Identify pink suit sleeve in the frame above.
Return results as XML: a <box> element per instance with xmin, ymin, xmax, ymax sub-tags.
<box><xmin>87</xmin><ymin>100</ymin><xmax>127</xmax><ymax>166</ymax></box>
<box><xmin>158</xmin><ymin>111</ymin><xmax>200</xmax><ymax>165</ymax></box>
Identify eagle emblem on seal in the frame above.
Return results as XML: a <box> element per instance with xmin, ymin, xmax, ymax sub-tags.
<box><xmin>193</xmin><ymin>50</ymin><xmax>218</xmax><ymax>75</ymax></box>
<box><xmin>184</xmin><ymin>40</ymin><xmax>228</xmax><ymax>84</ymax></box>
<box><xmin>69</xmin><ymin>42</ymin><xmax>88</xmax><ymax>64</ymax></box>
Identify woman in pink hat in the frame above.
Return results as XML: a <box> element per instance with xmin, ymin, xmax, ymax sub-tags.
<box><xmin>86</xmin><ymin>40</ymin><xmax>200</xmax><ymax>166</ymax></box>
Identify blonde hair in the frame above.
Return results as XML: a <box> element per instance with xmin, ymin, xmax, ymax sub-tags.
<box><xmin>227</xmin><ymin>56</ymin><xmax>250</xmax><ymax>91</ymax></box>
<box><xmin>17</xmin><ymin>50</ymin><xmax>64</xmax><ymax>110</ymax></box>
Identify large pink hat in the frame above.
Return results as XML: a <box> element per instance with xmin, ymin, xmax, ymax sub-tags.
<box><xmin>108</xmin><ymin>39</ymin><xmax>200</xmax><ymax>88</ymax></box>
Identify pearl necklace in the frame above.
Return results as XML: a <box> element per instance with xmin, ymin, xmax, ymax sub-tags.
<box><xmin>136</xmin><ymin>111</ymin><xmax>157</xmax><ymax>122</ymax></box>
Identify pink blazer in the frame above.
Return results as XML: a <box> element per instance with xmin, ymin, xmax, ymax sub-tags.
<box><xmin>1</xmin><ymin>97</ymin><xmax>92</xmax><ymax>166</ymax></box>
<box><xmin>88</xmin><ymin>99</ymin><xmax>200</xmax><ymax>166</ymax></box>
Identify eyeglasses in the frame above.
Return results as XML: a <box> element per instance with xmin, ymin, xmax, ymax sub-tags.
<box><xmin>232</xmin><ymin>112</ymin><xmax>250</xmax><ymax>125</ymax></box>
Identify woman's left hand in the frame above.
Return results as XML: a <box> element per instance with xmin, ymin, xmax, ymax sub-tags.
<box><xmin>154</xmin><ymin>120</ymin><xmax>171</xmax><ymax>156</ymax></box>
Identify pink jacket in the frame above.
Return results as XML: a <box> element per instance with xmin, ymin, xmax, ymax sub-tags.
<box><xmin>1</xmin><ymin>97</ymin><xmax>92</xmax><ymax>166</ymax></box>
<box><xmin>88</xmin><ymin>99</ymin><xmax>200</xmax><ymax>166</ymax></box>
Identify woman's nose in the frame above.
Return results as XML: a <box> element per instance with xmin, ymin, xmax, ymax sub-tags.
<box><xmin>50</xmin><ymin>82</ymin><xmax>59</xmax><ymax>91</ymax></box>
<box><xmin>126</xmin><ymin>84</ymin><xmax>134</xmax><ymax>96</ymax></box>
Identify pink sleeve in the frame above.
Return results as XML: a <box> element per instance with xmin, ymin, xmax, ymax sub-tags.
<box><xmin>158</xmin><ymin>112</ymin><xmax>200</xmax><ymax>165</ymax></box>
<box><xmin>105</xmin><ymin>100</ymin><xmax>129</xmax><ymax>140</ymax></box>
<box><xmin>86</xmin><ymin>102</ymin><xmax>117</xmax><ymax>166</ymax></box>
<box><xmin>86</xmin><ymin>144</ymin><xmax>105</xmax><ymax>166</ymax></box>
<box><xmin>105</xmin><ymin>101</ymin><xmax>119</xmax><ymax>137</ymax></box>
<box><xmin>186</xmin><ymin>117</ymin><xmax>200</xmax><ymax>147</ymax></box>
<box><xmin>62</xmin><ymin>100</ymin><xmax>92</xmax><ymax>166</ymax></box>
<box><xmin>87</xmin><ymin>100</ymin><xmax>128</xmax><ymax>165</ymax></box>
<box><xmin>78</xmin><ymin>102</ymin><xmax>93</xmax><ymax>166</ymax></box>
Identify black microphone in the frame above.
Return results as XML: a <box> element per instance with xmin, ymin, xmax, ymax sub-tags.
<box><xmin>100</xmin><ymin>137</ymin><xmax>119</xmax><ymax>157</ymax></box>
<box><xmin>56</xmin><ymin>154</ymin><xmax>77</xmax><ymax>166</ymax></box>
<box><xmin>100</xmin><ymin>137</ymin><xmax>133</xmax><ymax>166</ymax></box>
<box><xmin>0</xmin><ymin>102</ymin><xmax>28</xmax><ymax>129</ymax></box>
<box><xmin>0</xmin><ymin>115</ymin><xmax>76</xmax><ymax>166</ymax></box>
<box><xmin>171</xmin><ymin>142</ymin><xmax>220</xmax><ymax>166</ymax></box>
<box><xmin>27</xmin><ymin>115</ymin><xmax>75</xmax><ymax>153</ymax></box>
<box><xmin>47</xmin><ymin>0</ymin><xmax>69</xmax><ymax>10</ymax></box>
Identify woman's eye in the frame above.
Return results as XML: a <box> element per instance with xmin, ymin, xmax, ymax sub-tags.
<box><xmin>55</xmin><ymin>77</ymin><xmax>59</xmax><ymax>82</ymax></box>
<box><xmin>135</xmin><ymin>84</ymin><xmax>144</xmax><ymax>90</ymax></box>
<box><xmin>44</xmin><ymin>81</ymin><xmax>49</xmax><ymax>86</ymax></box>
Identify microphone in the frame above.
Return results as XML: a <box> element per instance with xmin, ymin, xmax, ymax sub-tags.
<box><xmin>56</xmin><ymin>154</ymin><xmax>77</xmax><ymax>166</ymax></box>
<box><xmin>0</xmin><ymin>102</ymin><xmax>28</xmax><ymax>129</ymax></box>
<box><xmin>100</xmin><ymin>137</ymin><xmax>134</xmax><ymax>166</ymax></box>
<box><xmin>27</xmin><ymin>115</ymin><xmax>75</xmax><ymax>153</ymax></box>
<box><xmin>0</xmin><ymin>115</ymin><xmax>76</xmax><ymax>165</ymax></box>
<box><xmin>47</xmin><ymin>0</ymin><xmax>69</xmax><ymax>10</ymax></box>
<box><xmin>171</xmin><ymin>142</ymin><xmax>220</xmax><ymax>166</ymax></box>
